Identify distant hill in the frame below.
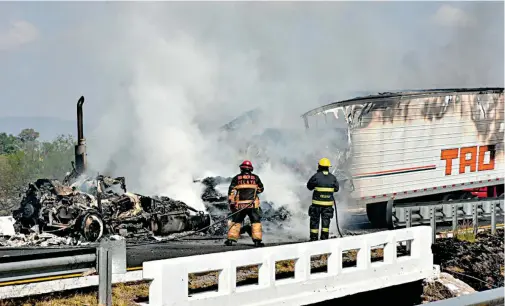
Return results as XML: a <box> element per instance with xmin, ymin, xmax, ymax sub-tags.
<box><xmin>0</xmin><ymin>117</ymin><xmax>76</xmax><ymax>141</ymax></box>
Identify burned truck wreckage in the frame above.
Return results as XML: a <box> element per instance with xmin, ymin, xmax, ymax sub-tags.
<box><xmin>4</xmin><ymin>96</ymin><xmax>291</xmax><ymax>246</ymax></box>
<box><xmin>7</xmin><ymin>96</ymin><xmax>212</xmax><ymax>245</ymax></box>
<box><xmin>11</xmin><ymin>174</ymin><xmax>212</xmax><ymax>243</ymax></box>
<box><xmin>8</xmin><ymin>173</ymin><xmax>291</xmax><ymax>245</ymax></box>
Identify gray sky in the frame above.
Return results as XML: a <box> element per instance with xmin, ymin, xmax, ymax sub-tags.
<box><xmin>1</xmin><ymin>2</ymin><xmax>502</xmax><ymax>122</ymax></box>
<box><xmin>0</xmin><ymin>1</ymin><xmax>503</xmax><ymax>209</ymax></box>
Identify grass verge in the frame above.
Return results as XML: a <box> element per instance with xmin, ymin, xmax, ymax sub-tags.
<box><xmin>0</xmin><ymin>282</ymin><xmax>150</xmax><ymax>306</ymax></box>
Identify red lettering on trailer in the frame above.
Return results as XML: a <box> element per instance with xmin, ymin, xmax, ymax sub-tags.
<box><xmin>440</xmin><ymin>145</ymin><xmax>496</xmax><ymax>176</ymax></box>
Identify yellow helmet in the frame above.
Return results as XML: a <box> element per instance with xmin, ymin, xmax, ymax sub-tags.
<box><xmin>318</xmin><ymin>157</ymin><xmax>331</xmax><ymax>167</ymax></box>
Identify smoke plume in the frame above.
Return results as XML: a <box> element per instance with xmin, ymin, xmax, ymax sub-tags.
<box><xmin>57</xmin><ymin>2</ymin><xmax>502</xmax><ymax>237</ymax></box>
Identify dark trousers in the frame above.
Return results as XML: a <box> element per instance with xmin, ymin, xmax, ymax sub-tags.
<box><xmin>309</xmin><ymin>204</ymin><xmax>334</xmax><ymax>240</ymax></box>
<box><xmin>231</xmin><ymin>207</ymin><xmax>262</xmax><ymax>224</ymax></box>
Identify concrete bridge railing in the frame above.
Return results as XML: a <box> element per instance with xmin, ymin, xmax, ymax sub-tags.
<box><xmin>142</xmin><ymin>226</ymin><xmax>438</xmax><ymax>306</ymax></box>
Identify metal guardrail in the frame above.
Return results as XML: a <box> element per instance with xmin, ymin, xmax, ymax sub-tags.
<box><xmin>0</xmin><ymin>247</ymin><xmax>97</xmax><ymax>282</ymax></box>
<box><xmin>419</xmin><ymin>287</ymin><xmax>504</xmax><ymax>306</ymax></box>
<box><xmin>0</xmin><ymin>239</ymin><xmax>125</xmax><ymax>306</ymax></box>
<box><xmin>395</xmin><ymin>197</ymin><xmax>504</xmax><ymax>228</ymax></box>
<box><xmin>399</xmin><ymin>198</ymin><xmax>504</xmax><ymax>243</ymax></box>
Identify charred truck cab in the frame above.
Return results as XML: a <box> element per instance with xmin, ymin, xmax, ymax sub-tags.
<box><xmin>302</xmin><ymin>88</ymin><xmax>505</xmax><ymax>228</ymax></box>
<box><xmin>12</xmin><ymin>96</ymin><xmax>211</xmax><ymax>243</ymax></box>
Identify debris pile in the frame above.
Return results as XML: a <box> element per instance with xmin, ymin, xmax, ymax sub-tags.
<box><xmin>431</xmin><ymin>229</ymin><xmax>504</xmax><ymax>291</ymax></box>
<box><xmin>8</xmin><ymin>173</ymin><xmax>211</xmax><ymax>245</ymax></box>
<box><xmin>421</xmin><ymin>272</ymin><xmax>476</xmax><ymax>303</ymax></box>
<box><xmin>200</xmin><ymin>176</ymin><xmax>230</xmax><ymax>204</ymax></box>
<box><xmin>0</xmin><ymin>232</ymin><xmax>74</xmax><ymax>247</ymax></box>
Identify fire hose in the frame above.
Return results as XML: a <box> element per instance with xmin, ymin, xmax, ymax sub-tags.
<box><xmin>333</xmin><ymin>198</ymin><xmax>344</xmax><ymax>238</ymax></box>
<box><xmin>169</xmin><ymin>203</ymin><xmax>255</xmax><ymax>241</ymax></box>
<box><xmin>163</xmin><ymin>188</ymin><xmax>258</xmax><ymax>242</ymax></box>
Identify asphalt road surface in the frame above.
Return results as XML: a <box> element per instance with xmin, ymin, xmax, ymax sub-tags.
<box><xmin>126</xmin><ymin>239</ymin><xmax>302</xmax><ymax>267</ymax></box>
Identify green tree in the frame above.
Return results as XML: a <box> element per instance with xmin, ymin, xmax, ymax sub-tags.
<box><xmin>0</xmin><ymin>133</ymin><xmax>21</xmax><ymax>155</ymax></box>
<box><xmin>17</xmin><ymin>128</ymin><xmax>40</xmax><ymax>143</ymax></box>
<box><xmin>0</xmin><ymin>130</ymin><xmax>76</xmax><ymax>215</ymax></box>
<box><xmin>38</xmin><ymin>134</ymin><xmax>75</xmax><ymax>179</ymax></box>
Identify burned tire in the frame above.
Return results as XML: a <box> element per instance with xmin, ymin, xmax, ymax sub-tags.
<box><xmin>80</xmin><ymin>212</ymin><xmax>104</xmax><ymax>242</ymax></box>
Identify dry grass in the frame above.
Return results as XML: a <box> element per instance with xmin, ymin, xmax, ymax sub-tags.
<box><xmin>0</xmin><ymin>282</ymin><xmax>150</xmax><ymax>306</ymax></box>
<box><xmin>275</xmin><ymin>259</ymin><xmax>296</xmax><ymax>272</ymax></box>
<box><xmin>444</xmin><ymin>266</ymin><xmax>465</xmax><ymax>273</ymax></box>
<box><xmin>452</xmin><ymin>220</ymin><xmax>477</xmax><ymax>243</ymax></box>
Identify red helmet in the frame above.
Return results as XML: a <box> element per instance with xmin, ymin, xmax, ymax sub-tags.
<box><xmin>239</xmin><ymin>160</ymin><xmax>253</xmax><ymax>171</ymax></box>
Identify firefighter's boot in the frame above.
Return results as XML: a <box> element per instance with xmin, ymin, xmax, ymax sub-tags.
<box><xmin>224</xmin><ymin>239</ymin><xmax>236</xmax><ymax>246</ymax></box>
<box><xmin>253</xmin><ymin>239</ymin><xmax>265</xmax><ymax>247</ymax></box>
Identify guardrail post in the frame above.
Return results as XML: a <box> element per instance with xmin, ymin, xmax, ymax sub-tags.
<box><xmin>405</xmin><ymin>208</ymin><xmax>412</xmax><ymax>228</ymax></box>
<box><xmin>472</xmin><ymin>203</ymin><xmax>478</xmax><ymax>236</ymax></box>
<box><xmin>429</xmin><ymin>206</ymin><xmax>436</xmax><ymax>243</ymax></box>
<box><xmin>97</xmin><ymin>238</ymin><xmax>126</xmax><ymax>306</ymax></box>
<box><xmin>98</xmin><ymin>241</ymin><xmax>112</xmax><ymax>306</ymax></box>
<box><xmin>451</xmin><ymin>204</ymin><xmax>458</xmax><ymax>232</ymax></box>
<box><xmin>405</xmin><ymin>208</ymin><xmax>412</xmax><ymax>252</ymax></box>
<box><xmin>491</xmin><ymin>201</ymin><xmax>497</xmax><ymax>235</ymax></box>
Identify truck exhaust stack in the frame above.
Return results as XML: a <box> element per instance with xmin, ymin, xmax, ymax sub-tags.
<box><xmin>75</xmin><ymin>96</ymin><xmax>87</xmax><ymax>175</ymax></box>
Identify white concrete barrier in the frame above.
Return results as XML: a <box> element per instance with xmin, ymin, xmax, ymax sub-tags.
<box><xmin>0</xmin><ymin>216</ymin><xmax>15</xmax><ymax>236</ymax></box>
<box><xmin>143</xmin><ymin>226</ymin><xmax>438</xmax><ymax>306</ymax></box>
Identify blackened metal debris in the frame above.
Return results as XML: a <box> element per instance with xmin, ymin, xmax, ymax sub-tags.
<box><xmin>10</xmin><ymin>173</ymin><xmax>211</xmax><ymax>244</ymax></box>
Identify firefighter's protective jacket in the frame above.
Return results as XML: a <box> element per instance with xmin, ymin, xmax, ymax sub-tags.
<box><xmin>228</xmin><ymin>171</ymin><xmax>264</xmax><ymax>208</ymax></box>
<box><xmin>307</xmin><ymin>170</ymin><xmax>339</xmax><ymax>206</ymax></box>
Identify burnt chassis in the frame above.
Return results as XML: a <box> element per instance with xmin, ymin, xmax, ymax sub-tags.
<box><xmin>12</xmin><ymin>178</ymin><xmax>105</xmax><ymax>241</ymax></box>
<box><xmin>12</xmin><ymin>177</ymin><xmax>211</xmax><ymax>242</ymax></box>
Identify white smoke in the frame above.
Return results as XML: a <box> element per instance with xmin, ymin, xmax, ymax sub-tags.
<box><xmin>63</xmin><ymin>2</ymin><xmax>503</xmax><ymax>234</ymax></box>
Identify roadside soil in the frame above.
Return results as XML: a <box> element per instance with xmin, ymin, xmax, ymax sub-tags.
<box><xmin>431</xmin><ymin>229</ymin><xmax>504</xmax><ymax>291</ymax></box>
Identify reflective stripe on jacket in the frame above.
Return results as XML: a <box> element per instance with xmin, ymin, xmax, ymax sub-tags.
<box><xmin>306</xmin><ymin>170</ymin><xmax>339</xmax><ymax>206</ymax></box>
<box><xmin>228</xmin><ymin>171</ymin><xmax>264</xmax><ymax>208</ymax></box>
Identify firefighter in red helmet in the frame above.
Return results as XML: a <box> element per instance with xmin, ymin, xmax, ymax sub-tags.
<box><xmin>225</xmin><ymin>160</ymin><xmax>265</xmax><ymax>247</ymax></box>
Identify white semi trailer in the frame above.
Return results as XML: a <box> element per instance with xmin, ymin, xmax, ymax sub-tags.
<box><xmin>301</xmin><ymin>88</ymin><xmax>504</xmax><ymax>228</ymax></box>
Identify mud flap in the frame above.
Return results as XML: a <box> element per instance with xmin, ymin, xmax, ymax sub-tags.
<box><xmin>366</xmin><ymin>201</ymin><xmax>393</xmax><ymax>229</ymax></box>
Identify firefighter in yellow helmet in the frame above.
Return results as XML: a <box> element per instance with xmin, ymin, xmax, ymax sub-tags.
<box><xmin>225</xmin><ymin>160</ymin><xmax>265</xmax><ymax>247</ymax></box>
<box><xmin>306</xmin><ymin>158</ymin><xmax>339</xmax><ymax>241</ymax></box>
